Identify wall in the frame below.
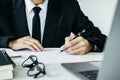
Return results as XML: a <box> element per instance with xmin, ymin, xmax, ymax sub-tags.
<box><xmin>77</xmin><ymin>0</ymin><xmax>118</xmax><ymax>36</ymax></box>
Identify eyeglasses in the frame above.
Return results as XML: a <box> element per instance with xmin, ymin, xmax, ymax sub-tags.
<box><xmin>22</xmin><ymin>55</ymin><xmax>46</xmax><ymax>78</ymax></box>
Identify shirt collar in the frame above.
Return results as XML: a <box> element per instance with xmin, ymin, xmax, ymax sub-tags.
<box><xmin>25</xmin><ymin>0</ymin><xmax>48</xmax><ymax>14</ymax></box>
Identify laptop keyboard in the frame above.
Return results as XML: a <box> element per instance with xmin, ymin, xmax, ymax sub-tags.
<box><xmin>79</xmin><ymin>70</ymin><xmax>98</xmax><ymax>80</ymax></box>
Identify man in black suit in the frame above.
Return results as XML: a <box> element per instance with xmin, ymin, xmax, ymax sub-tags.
<box><xmin>0</xmin><ymin>0</ymin><xmax>106</xmax><ymax>55</ymax></box>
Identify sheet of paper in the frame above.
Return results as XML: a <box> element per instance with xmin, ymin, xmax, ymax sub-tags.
<box><xmin>14</xmin><ymin>48</ymin><xmax>104</xmax><ymax>64</ymax></box>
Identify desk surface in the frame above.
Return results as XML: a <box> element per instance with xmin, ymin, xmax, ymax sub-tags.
<box><xmin>13</xmin><ymin>64</ymin><xmax>79</xmax><ymax>80</ymax></box>
<box><xmin>1</xmin><ymin>48</ymin><xmax>103</xmax><ymax>80</ymax></box>
<box><xmin>11</xmin><ymin>48</ymin><xmax>104</xmax><ymax>64</ymax></box>
<box><xmin>13</xmin><ymin>62</ymin><xmax>101</xmax><ymax>80</ymax></box>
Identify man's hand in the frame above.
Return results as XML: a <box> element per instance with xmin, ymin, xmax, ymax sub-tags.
<box><xmin>8</xmin><ymin>36</ymin><xmax>44</xmax><ymax>51</ymax></box>
<box><xmin>61</xmin><ymin>36</ymin><xmax>93</xmax><ymax>55</ymax></box>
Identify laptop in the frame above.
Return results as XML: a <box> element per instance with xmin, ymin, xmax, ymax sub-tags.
<box><xmin>62</xmin><ymin>0</ymin><xmax>120</xmax><ymax>80</ymax></box>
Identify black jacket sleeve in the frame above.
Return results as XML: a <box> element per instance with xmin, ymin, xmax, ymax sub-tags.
<box><xmin>55</xmin><ymin>0</ymin><xmax>107</xmax><ymax>52</ymax></box>
<box><xmin>68</xmin><ymin>0</ymin><xmax>107</xmax><ymax>52</ymax></box>
<box><xmin>0</xmin><ymin>0</ymin><xmax>16</xmax><ymax>48</ymax></box>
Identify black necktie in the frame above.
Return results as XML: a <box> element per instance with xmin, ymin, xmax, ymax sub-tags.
<box><xmin>32</xmin><ymin>7</ymin><xmax>41</xmax><ymax>42</ymax></box>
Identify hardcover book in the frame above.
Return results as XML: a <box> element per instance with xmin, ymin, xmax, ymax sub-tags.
<box><xmin>0</xmin><ymin>50</ymin><xmax>15</xmax><ymax>80</ymax></box>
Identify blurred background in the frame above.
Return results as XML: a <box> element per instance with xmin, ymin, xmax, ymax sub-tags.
<box><xmin>77</xmin><ymin>0</ymin><xmax>118</xmax><ymax>36</ymax></box>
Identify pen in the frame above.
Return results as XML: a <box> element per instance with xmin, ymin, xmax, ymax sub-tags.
<box><xmin>60</xmin><ymin>30</ymin><xmax>85</xmax><ymax>52</ymax></box>
<box><xmin>10</xmin><ymin>55</ymin><xmax>22</xmax><ymax>58</ymax></box>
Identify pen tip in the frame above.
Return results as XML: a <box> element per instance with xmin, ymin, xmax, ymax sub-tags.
<box><xmin>60</xmin><ymin>50</ymin><xmax>64</xmax><ymax>52</ymax></box>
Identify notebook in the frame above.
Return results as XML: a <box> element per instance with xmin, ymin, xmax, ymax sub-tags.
<box><xmin>62</xmin><ymin>0</ymin><xmax>120</xmax><ymax>80</ymax></box>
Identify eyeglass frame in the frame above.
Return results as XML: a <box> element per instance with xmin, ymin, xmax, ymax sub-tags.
<box><xmin>21</xmin><ymin>55</ymin><xmax>46</xmax><ymax>78</ymax></box>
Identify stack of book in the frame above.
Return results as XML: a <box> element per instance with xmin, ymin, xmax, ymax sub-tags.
<box><xmin>0</xmin><ymin>49</ymin><xmax>15</xmax><ymax>80</ymax></box>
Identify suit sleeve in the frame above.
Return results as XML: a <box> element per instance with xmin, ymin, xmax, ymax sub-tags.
<box><xmin>0</xmin><ymin>1</ymin><xmax>16</xmax><ymax>48</ymax></box>
<box><xmin>72</xmin><ymin>0</ymin><xmax>107</xmax><ymax>52</ymax></box>
<box><xmin>0</xmin><ymin>36</ymin><xmax>16</xmax><ymax>48</ymax></box>
<box><xmin>0</xmin><ymin>14</ymin><xmax>16</xmax><ymax>48</ymax></box>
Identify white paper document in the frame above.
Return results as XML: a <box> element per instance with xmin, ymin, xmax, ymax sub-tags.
<box><xmin>14</xmin><ymin>48</ymin><xmax>104</xmax><ymax>64</ymax></box>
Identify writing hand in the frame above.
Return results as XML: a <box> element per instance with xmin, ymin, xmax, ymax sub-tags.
<box><xmin>9</xmin><ymin>36</ymin><xmax>44</xmax><ymax>51</ymax></box>
<box><xmin>61</xmin><ymin>36</ymin><xmax>93</xmax><ymax>55</ymax></box>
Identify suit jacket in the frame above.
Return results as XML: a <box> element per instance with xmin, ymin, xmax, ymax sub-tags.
<box><xmin>0</xmin><ymin>0</ymin><xmax>106</xmax><ymax>51</ymax></box>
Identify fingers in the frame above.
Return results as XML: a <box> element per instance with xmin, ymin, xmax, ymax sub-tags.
<box><xmin>61</xmin><ymin>36</ymin><xmax>74</xmax><ymax>50</ymax></box>
<box><xmin>61</xmin><ymin>36</ymin><xmax>93</xmax><ymax>55</ymax></box>
<box><xmin>24</xmin><ymin>36</ymin><xmax>44</xmax><ymax>51</ymax></box>
<box><xmin>65</xmin><ymin>36</ymin><xmax>72</xmax><ymax>44</ymax></box>
<box><xmin>9</xmin><ymin>36</ymin><xmax>44</xmax><ymax>51</ymax></box>
<box><xmin>61</xmin><ymin>36</ymin><xmax>83</xmax><ymax>51</ymax></box>
<box><xmin>21</xmin><ymin>43</ymin><xmax>38</xmax><ymax>52</ymax></box>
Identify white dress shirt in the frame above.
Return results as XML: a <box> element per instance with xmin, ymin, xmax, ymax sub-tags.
<box><xmin>24</xmin><ymin>0</ymin><xmax>48</xmax><ymax>42</ymax></box>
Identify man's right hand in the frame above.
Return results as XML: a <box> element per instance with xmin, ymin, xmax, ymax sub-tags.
<box><xmin>8</xmin><ymin>36</ymin><xmax>44</xmax><ymax>51</ymax></box>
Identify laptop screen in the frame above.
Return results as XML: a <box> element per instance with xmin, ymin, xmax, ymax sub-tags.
<box><xmin>97</xmin><ymin>0</ymin><xmax>120</xmax><ymax>80</ymax></box>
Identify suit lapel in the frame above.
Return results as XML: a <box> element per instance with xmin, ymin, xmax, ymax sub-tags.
<box><xmin>12</xmin><ymin>0</ymin><xmax>30</xmax><ymax>37</ymax></box>
<box><xmin>42</xmin><ymin>0</ymin><xmax>61</xmax><ymax>47</ymax></box>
